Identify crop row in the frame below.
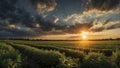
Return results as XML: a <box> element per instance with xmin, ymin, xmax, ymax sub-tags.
<box><xmin>13</xmin><ymin>43</ymin><xmax>120</xmax><ymax>68</ymax></box>
<box><xmin>9</xmin><ymin>43</ymin><xmax>79</xmax><ymax>68</ymax></box>
<box><xmin>7</xmin><ymin>40</ymin><xmax>120</xmax><ymax>49</ymax></box>
<box><xmin>18</xmin><ymin>44</ymin><xmax>85</xmax><ymax>60</ymax></box>
<box><xmin>10</xmin><ymin>40</ymin><xmax>119</xmax><ymax>57</ymax></box>
<box><xmin>4</xmin><ymin>42</ymin><xmax>120</xmax><ymax>68</ymax></box>
<box><xmin>0</xmin><ymin>43</ymin><xmax>24</xmax><ymax>68</ymax></box>
<box><xmin>21</xmin><ymin>43</ymin><xmax>114</xmax><ymax>58</ymax></box>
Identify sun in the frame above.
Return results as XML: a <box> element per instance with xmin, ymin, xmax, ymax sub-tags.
<box><xmin>81</xmin><ymin>31</ymin><xmax>88</xmax><ymax>40</ymax></box>
<box><xmin>82</xmin><ymin>34</ymin><xmax>87</xmax><ymax>40</ymax></box>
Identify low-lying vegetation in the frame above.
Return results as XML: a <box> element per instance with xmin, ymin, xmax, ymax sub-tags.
<box><xmin>10</xmin><ymin>43</ymin><xmax>79</xmax><ymax>68</ymax></box>
<box><xmin>0</xmin><ymin>43</ymin><xmax>24</xmax><ymax>68</ymax></box>
<box><xmin>0</xmin><ymin>40</ymin><xmax>120</xmax><ymax>68</ymax></box>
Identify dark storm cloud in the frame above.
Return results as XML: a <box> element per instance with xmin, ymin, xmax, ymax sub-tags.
<box><xmin>30</xmin><ymin>0</ymin><xmax>57</xmax><ymax>12</ymax></box>
<box><xmin>0</xmin><ymin>0</ymin><xmax>17</xmax><ymax>19</ymax></box>
<box><xmin>106</xmin><ymin>22</ymin><xmax>120</xmax><ymax>30</ymax></box>
<box><xmin>54</xmin><ymin>22</ymin><xmax>93</xmax><ymax>34</ymax></box>
<box><xmin>90</xmin><ymin>26</ymin><xmax>104</xmax><ymax>32</ymax></box>
<box><xmin>90</xmin><ymin>21</ymin><xmax>120</xmax><ymax>32</ymax></box>
<box><xmin>0</xmin><ymin>0</ymin><xmax>120</xmax><ymax>39</ymax></box>
<box><xmin>0</xmin><ymin>0</ymin><xmax>88</xmax><ymax>38</ymax></box>
<box><xmin>87</xmin><ymin>0</ymin><xmax>120</xmax><ymax>10</ymax></box>
<box><xmin>64</xmin><ymin>0</ymin><xmax>120</xmax><ymax>32</ymax></box>
<box><xmin>0</xmin><ymin>0</ymin><xmax>57</xmax><ymax>38</ymax></box>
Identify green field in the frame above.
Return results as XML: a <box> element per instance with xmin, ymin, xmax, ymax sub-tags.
<box><xmin>0</xmin><ymin>40</ymin><xmax>120</xmax><ymax>68</ymax></box>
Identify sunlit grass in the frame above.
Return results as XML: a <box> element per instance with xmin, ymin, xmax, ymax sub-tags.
<box><xmin>0</xmin><ymin>40</ymin><xmax>120</xmax><ymax>68</ymax></box>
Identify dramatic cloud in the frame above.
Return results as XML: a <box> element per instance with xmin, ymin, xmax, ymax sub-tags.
<box><xmin>86</xmin><ymin>0</ymin><xmax>120</xmax><ymax>11</ymax></box>
<box><xmin>52</xmin><ymin>17</ymin><xmax>59</xmax><ymax>23</ymax></box>
<box><xmin>90</xmin><ymin>20</ymin><xmax>120</xmax><ymax>32</ymax></box>
<box><xmin>0</xmin><ymin>0</ymin><xmax>120</xmax><ymax>39</ymax></box>
<box><xmin>30</xmin><ymin>0</ymin><xmax>57</xmax><ymax>12</ymax></box>
<box><xmin>0</xmin><ymin>0</ymin><xmax>57</xmax><ymax>38</ymax></box>
<box><xmin>64</xmin><ymin>8</ymin><xmax>120</xmax><ymax>32</ymax></box>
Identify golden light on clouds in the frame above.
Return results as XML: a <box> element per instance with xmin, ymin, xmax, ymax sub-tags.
<box><xmin>8</xmin><ymin>24</ymin><xmax>16</xmax><ymax>28</ymax></box>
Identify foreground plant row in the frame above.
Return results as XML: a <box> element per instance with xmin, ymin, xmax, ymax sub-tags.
<box><xmin>0</xmin><ymin>42</ymin><xmax>120</xmax><ymax>68</ymax></box>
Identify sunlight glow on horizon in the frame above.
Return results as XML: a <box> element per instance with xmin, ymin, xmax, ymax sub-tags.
<box><xmin>82</xmin><ymin>35</ymin><xmax>87</xmax><ymax>40</ymax></box>
<box><xmin>81</xmin><ymin>31</ymin><xmax>88</xmax><ymax>40</ymax></box>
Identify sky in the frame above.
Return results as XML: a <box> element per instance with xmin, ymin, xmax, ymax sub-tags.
<box><xmin>0</xmin><ymin>0</ymin><xmax>120</xmax><ymax>40</ymax></box>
